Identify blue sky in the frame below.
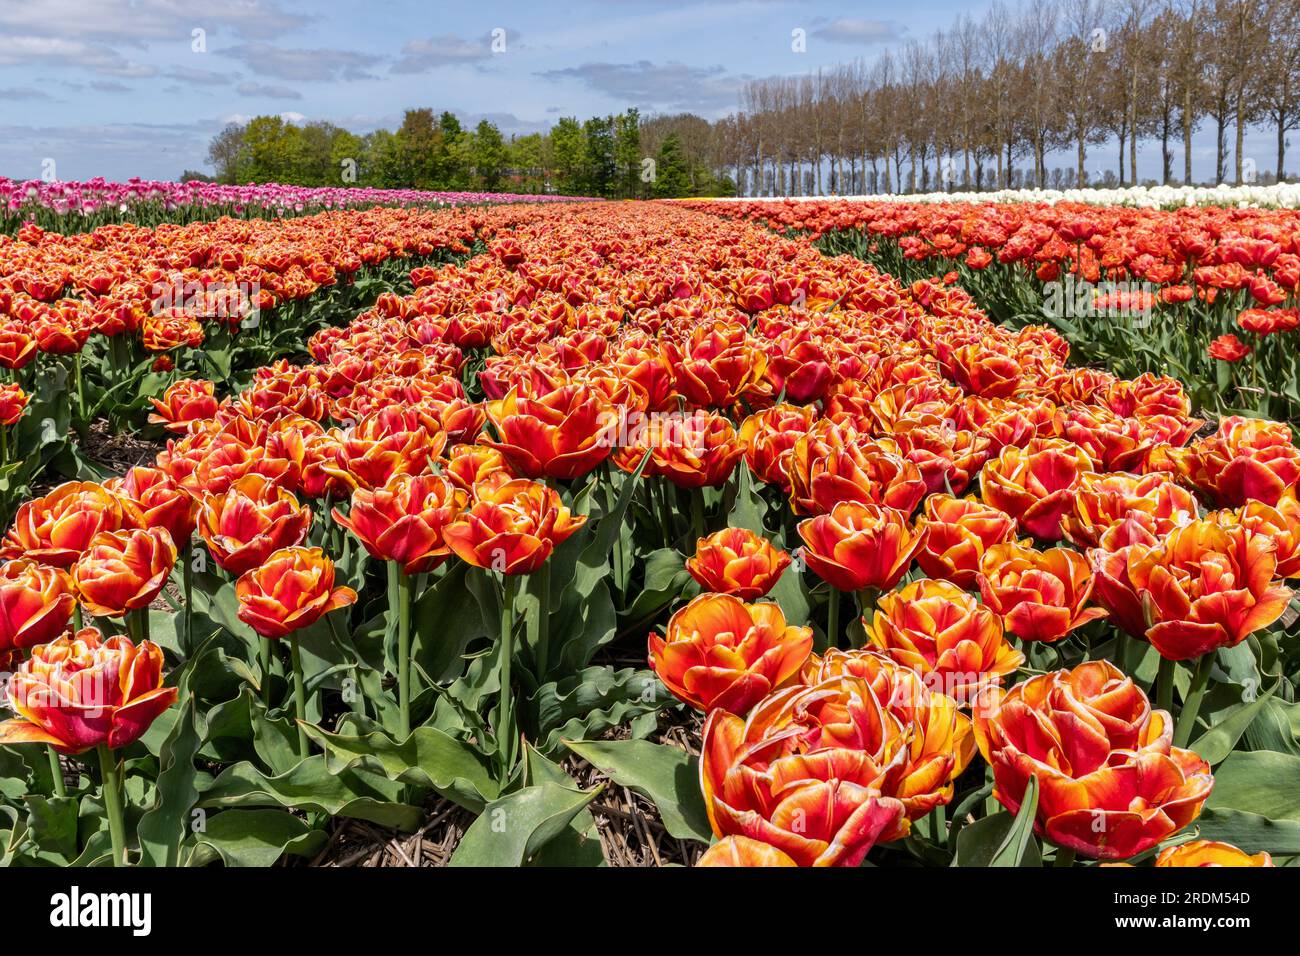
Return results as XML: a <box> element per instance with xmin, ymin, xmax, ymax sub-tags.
<box><xmin>0</xmin><ymin>0</ymin><xmax>1281</xmax><ymax>185</ymax></box>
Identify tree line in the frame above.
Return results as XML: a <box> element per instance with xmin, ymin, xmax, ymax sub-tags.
<box><xmin>714</xmin><ymin>0</ymin><xmax>1300</xmax><ymax>195</ymax></box>
<box><xmin>205</xmin><ymin>107</ymin><xmax>735</xmax><ymax>198</ymax></box>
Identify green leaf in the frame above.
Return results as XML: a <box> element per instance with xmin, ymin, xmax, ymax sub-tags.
<box><xmin>727</xmin><ymin>463</ymin><xmax>769</xmax><ymax>536</ymax></box>
<box><xmin>523</xmin><ymin>746</ymin><xmax>605</xmax><ymax>866</ymax></box>
<box><xmin>1206</xmin><ymin>750</ymin><xmax>1300</xmax><ymax>821</ymax></box>
<box><xmin>302</xmin><ymin>722</ymin><xmax>499</xmax><ymax>811</ymax></box>
<box><xmin>188</xmin><ymin>809</ymin><xmax>326</xmax><ymax>867</ymax></box>
<box><xmin>1193</xmin><ymin>808</ymin><xmax>1300</xmax><ymax>856</ymax></box>
<box><xmin>953</xmin><ymin>775</ymin><xmax>1041</xmax><ymax>867</ymax></box>
<box><xmin>411</xmin><ymin>563</ymin><xmax>487</xmax><ymax>683</ymax></box>
<box><xmin>1190</xmin><ymin>690</ymin><xmax>1274</xmax><ymax>766</ymax></box>
<box><xmin>137</xmin><ymin>698</ymin><xmax>202</xmax><ymax>866</ymax></box>
<box><xmin>200</xmin><ymin>756</ymin><xmax>421</xmax><ymax>830</ymax></box>
<box><xmin>562</xmin><ymin>737</ymin><xmax>711</xmax><ymax>842</ymax></box>
<box><xmin>448</xmin><ymin>780</ymin><xmax>601</xmax><ymax>867</ymax></box>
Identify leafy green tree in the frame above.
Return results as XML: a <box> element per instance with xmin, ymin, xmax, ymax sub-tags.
<box><xmin>471</xmin><ymin>120</ymin><xmax>508</xmax><ymax>190</ymax></box>
<box><xmin>614</xmin><ymin>108</ymin><xmax>642</xmax><ymax>197</ymax></box>
<box><xmin>651</xmin><ymin>133</ymin><xmax>691</xmax><ymax>198</ymax></box>
<box><xmin>550</xmin><ymin>117</ymin><xmax>585</xmax><ymax>194</ymax></box>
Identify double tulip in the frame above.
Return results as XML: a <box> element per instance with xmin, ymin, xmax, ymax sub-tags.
<box><xmin>978</xmin><ymin>542</ymin><xmax>1107</xmax><ymax>643</ymax></box>
<box><xmin>649</xmin><ymin>593</ymin><xmax>812</xmax><ymax>714</ymax></box>
<box><xmin>797</xmin><ymin>502</ymin><xmax>926</xmax><ymax>593</ymax></box>
<box><xmin>235</xmin><ymin>546</ymin><xmax>357</xmax><ymax>639</ymax></box>
<box><xmin>72</xmin><ymin>527</ymin><xmax>176</xmax><ymax>618</ymax></box>
<box><xmin>0</xmin><ymin>559</ymin><xmax>76</xmax><ymax>654</ymax></box>
<box><xmin>0</xmin><ymin>628</ymin><xmax>177</xmax><ymax>754</ymax></box>
<box><xmin>685</xmin><ymin>527</ymin><xmax>790</xmax><ymax>600</ymax></box>
<box><xmin>866</xmin><ymin>578</ymin><xmax>1023</xmax><ymax>704</ymax></box>
<box><xmin>443</xmin><ymin>478</ymin><xmax>586</xmax><ymax>576</ymax></box>
<box><xmin>196</xmin><ymin>473</ymin><xmax>312</xmax><ymax>576</ymax></box>
<box><xmin>483</xmin><ymin>384</ymin><xmax>616</xmax><ymax>480</ymax></box>
<box><xmin>913</xmin><ymin>494</ymin><xmax>1018</xmax><ymax>589</ymax></box>
<box><xmin>980</xmin><ymin>438</ymin><xmax>1095</xmax><ymax>541</ymax></box>
<box><xmin>333</xmin><ymin>473</ymin><xmax>467</xmax><ymax>575</ymax></box>
<box><xmin>1089</xmin><ymin>520</ymin><xmax>1292</xmax><ymax>660</ymax></box>
<box><xmin>974</xmin><ymin>661</ymin><xmax>1213</xmax><ymax>860</ymax></box>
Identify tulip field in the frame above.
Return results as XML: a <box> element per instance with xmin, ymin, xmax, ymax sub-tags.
<box><xmin>0</xmin><ymin>189</ymin><xmax>1298</xmax><ymax>871</ymax></box>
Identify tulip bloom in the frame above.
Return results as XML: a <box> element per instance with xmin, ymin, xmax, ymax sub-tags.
<box><xmin>696</xmin><ymin>836</ymin><xmax>797</xmax><ymax>867</ymax></box>
<box><xmin>1173</xmin><ymin>416</ymin><xmax>1300</xmax><ymax>507</ymax></box>
<box><xmin>973</xmin><ymin>661</ymin><xmax>1213</xmax><ymax>860</ymax></box>
<box><xmin>196</xmin><ymin>473</ymin><xmax>312</xmax><ymax>576</ymax></box>
<box><xmin>1155</xmin><ymin>840</ymin><xmax>1273</xmax><ymax>868</ymax></box>
<box><xmin>1064</xmin><ymin>471</ymin><xmax>1199</xmax><ymax>550</ymax></box>
<box><xmin>333</xmin><ymin>473</ymin><xmax>467</xmax><ymax>575</ymax></box>
<box><xmin>2</xmin><ymin>481</ymin><xmax>126</xmax><ymax>567</ymax></box>
<box><xmin>788</xmin><ymin>428</ymin><xmax>926</xmax><ymax>516</ymax></box>
<box><xmin>649</xmin><ymin>593</ymin><xmax>812</xmax><ymax>714</ymax></box>
<box><xmin>72</xmin><ymin>527</ymin><xmax>177</xmax><ymax>618</ymax></box>
<box><xmin>483</xmin><ymin>385</ymin><xmax>616</xmax><ymax>480</ymax></box>
<box><xmin>443</xmin><ymin>478</ymin><xmax>586</xmax><ymax>576</ymax></box>
<box><xmin>914</xmin><ymin>494</ymin><xmax>1018</xmax><ymax>589</ymax></box>
<box><xmin>235</xmin><ymin>546</ymin><xmax>357</xmax><ymax>639</ymax></box>
<box><xmin>737</xmin><ymin>403</ymin><xmax>816</xmax><ymax>491</ymax></box>
<box><xmin>867</xmin><ymin>578</ymin><xmax>1023</xmax><ymax>704</ymax></box>
<box><xmin>147</xmin><ymin>378</ymin><xmax>220</xmax><ymax>433</ymax></box>
<box><xmin>702</xmin><ymin>672</ymin><xmax>948</xmax><ymax>866</ymax></box>
<box><xmin>613</xmin><ymin>410</ymin><xmax>743</xmax><ymax>489</ymax></box>
<box><xmin>1226</xmin><ymin>493</ymin><xmax>1300</xmax><ymax>578</ymax></box>
<box><xmin>978</xmin><ymin>543</ymin><xmax>1107</xmax><ymax>643</ymax></box>
<box><xmin>0</xmin><ymin>628</ymin><xmax>178</xmax><ymax>754</ymax></box>
<box><xmin>980</xmin><ymin>439</ymin><xmax>1095</xmax><ymax>541</ymax></box>
<box><xmin>686</xmin><ymin>527</ymin><xmax>791</xmax><ymax>600</ymax></box>
<box><xmin>798</xmin><ymin>502</ymin><xmax>926</xmax><ymax>593</ymax></box>
<box><xmin>0</xmin><ymin>382</ymin><xmax>28</xmax><ymax>427</ymax></box>
<box><xmin>107</xmin><ymin>466</ymin><xmax>198</xmax><ymax>549</ymax></box>
<box><xmin>0</xmin><ymin>559</ymin><xmax>76</xmax><ymax>652</ymax></box>
<box><xmin>1089</xmin><ymin>520</ymin><xmax>1292</xmax><ymax>660</ymax></box>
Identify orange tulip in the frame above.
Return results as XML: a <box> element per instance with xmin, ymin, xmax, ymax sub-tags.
<box><xmin>701</xmin><ymin>675</ymin><xmax>916</xmax><ymax>866</ymax></box>
<box><xmin>483</xmin><ymin>384</ymin><xmax>615</xmax><ymax>480</ymax></box>
<box><xmin>443</xmin><ymin>478</ymin><xmax>586</xmax><ymax>575</ymax></box>
<box><xmin>0</xmin><ymin>628</ymin><xmax>178</xmax><ymax>754</ymax></box>
<box><xmin>333</xmin><ymin>473</ymin><xmax>467</xmax><ymax>574</ymax></box>
<box><xmin>1172</xmin><ymin>416</ymin><xmax>1300</xmax><ymax>507</ymax></box>
<box><xmin>892</xmin><ymin>424</ymin><xmax>991</xmax><ymax>497</ymax></box>
<box><xmin>973</xmin><ymin>661</ymin><xmax>1213</xmax><ymax>860</ymax></box>
<box><xmin>443</xmin><ymin>443</ymin><xmax>513</xmax><ymax>494</ymax></box>
<box><xmin>1223</xmin><ymin>491</ymin><xmax>1300</xmax><ymax>578</ymax></box>
<box><xmin>612</xmin><ymin>410</ymin><xmax>742</xmax><ymax>488</ymax></box>
<box><xmin>686</xmin><ymin>527</ymin><xmax>791</xmax><ymax>600</ymax></box>
<box><xmin>737</xmin><ymin>403</ymin><xmax>816</xmax><ymax>491</ymax></box>
<box><xmin>789</xmin><ymin>426</ymin><xmax>926</xmax><ymax>516</ymax></box>
<box><xmin>980</xmin><ymin>438</ymin><xmax>1095</xmax><ymax>541</ymax></box>
<box><xmin>235</xmin><ymin>546</ymin><xmax>357</xmax><ymax>639</ymax></box>
<box><xmin>2</xmin><ymin>480</ymin><xmax>126</xmax><ymax>567</ymax></box>
<box><xmin>664</xmin><ymin>320</ymin><xmax>769</xmax><ymax>408</ymax></box>
<box><xmin>1089</xmin><ymin>520</ymin><xmax>1292</xmax><ymax>659</ymax></box>
<box><xmin>695</xmin><ymin>836</ymin><xmax>797</xmax><ymax>867</ymax></box>
<box><xmin>801</xmin><ymin>648</ymin><xmax>976</xmax><ymax>818</ymax></box>
<box><xmin>0</xmin><ymin>382</ymin><xmax>28</xmax><ymax>426</ymax></box>
<box><xmin>147</xmin><ymin>378</ymin><xmax>220</xmax><ymax>433</ymax></box>
<box><xmin>914</xmin><ymin>493</ymin><xmax>1018</xmax><ymax>589</ymax></box>
<box><xmin>649</xmin><ymin>593</ymin><xmax>812</xmax><ymax>714</ymax></box>
<box><xmin>797</xmin><ymin>502</ymin><xmax>926</xmax><ymax>592</ymax></box>
<box><xmin>867</xmin><ymin>578</ymin><xmax>1023</xmax><ymax>704</ymax></box>
<box><xmin>1154</xmin><ymin>840</ymin><xmax>1273</xmax><ymax>868</ymax></box>
<box><xmin>196</xmin><ymin>473</ymin><xmax>312</xmax><ymax>576</ymax></box>
<box><xmin>978</xmin><ymin>543</ymin><xmax>1107</xmax><ymax>643</ymax></box>
<box><xmin>1064</xmin><ymin>471</ymin><xmax>1199</xmax><ymax>550</ymax></box>
<box><xmin>0</xmin><ymin>559</ymin><xmax>76</xmax><ymax>652</ymax></box>
<box><xmin>107</xmin><ymin>466</ymin><xmax>198</xmax><ymax>549</ymax></box>
<box><xmin>72</xmin><ymin>527</ymin><xmax>176</xmax><ymax>618</ymax></box>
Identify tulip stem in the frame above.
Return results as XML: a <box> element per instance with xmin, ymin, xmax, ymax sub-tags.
<box><xmin>826</xmin><ymin>590</ymin><xmax>840</xmax><ymax>648</ymax></box>
<box><xmin>47</xmin><ymin>745</ymin><xmax>66</xmax><ymax>798</ymax></box>
<box><xmin>97</xmin><ymin>744</ymin><xmax>127</xmax><ymax>866</ymax></box>
<box><xmin>0</xmin><ymin>425</ymin><xmax>7</xmax><ymax>467</ymax></box>
<box><xmin>691</xmin><ymin>487</ymin><xmax>705</xmax><ymax>541</ymax></box>
<box><xmin>657</xmin><ymin>479</ymin><xmax>675</xmax><ymax>549</ymax></box>
<box><xmin>396</xmin><ymin>566</ymin><xmax>412</xmax><ymax>740</ymax></box>
<box><xmin>497</xmin><ymin>573</ymin><xmax>517</xmax><ymax>774</ymax></box>
<box><xmin>535</xmin><ymin>557</ymin><xmax>551</xmax><ymax>680</ymax></box>
<box><xmin>259</xmin><ymin>637</ymin><xmax>274</xmax><ymax>706</ymax></box>
<box><xmin>1054</xmin><ymin>847</ymin><xmax>1076</xmax><ymax>868</ymax></box>
<box><xmin>1156</xmin><ymin>655</ymin><xmax>1176</xmax><ymax>714</ymax></box>
<box><xmin>181</xmin><ymin>543</ymin><xmax>193</xmax><ymax>656</ymax></box>
<box><xmin>1174</xmin><ymin>654</ymin><xmax>1217</xmax><ymax>748</ymax></box>
<box><xmin>290</xmin><ymin>639</ymin><xmax>309</xmax><ymax>759</ymax></box>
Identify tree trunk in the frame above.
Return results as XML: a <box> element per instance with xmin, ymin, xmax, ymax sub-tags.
<box><xmin>1183</xmin><ymin>85</ymin><xmax>1194</xmax><ymax>185</ymax></box>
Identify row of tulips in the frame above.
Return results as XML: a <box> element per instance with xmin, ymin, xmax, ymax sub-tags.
<box><xmin>0</xmin><ymin>177</ymin><xmax>588</xmax><ymax>235</ymax></box>
<box><xmin>0</xmin><ymin>199</ymin><xmax>1294</xmax><ymax>867</ymax></box>
<box><xmin>0</xmin><ymin>202</ymin><xmax>581</xmax><ymax>529</ymax></box>
<box><xmin>679</xmin><ymin>197</ymin><xmax>1300</xmax><ymax>429</ymax></box>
